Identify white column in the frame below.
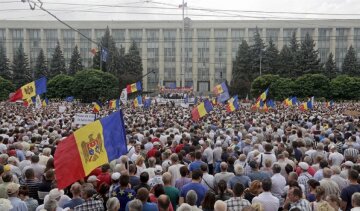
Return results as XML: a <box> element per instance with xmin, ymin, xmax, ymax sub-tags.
<box><xmin>142</xmin><ymin>29</ymin><xmax>148</xmax><ymax>91</ymax></box>
<box><xmin>6</xmin><ymin>28</ymin><xmax>12</xmax><ymax>62</ymax></box>
<box><xmin>159</xmin><ymin>29</ymin><xmax>164</xmax><ymax>87</ymax></box>
<box><xmin>209</xmin><ymin>28</ymin><xmax>215</xmax><ymax>91</ymax></box>
<box><xmin>192</xmin><ymin>29</ymin><xmax>198</xmax><ymax>91</ymax></box>
<box><xmin>125</xmin><ymin>29</ymin><xmax>130</xmax><ymax>53</ymax></box>
<box><xmin>296</xmin><ymin>28</ymin><xmax>301</xmax><ymax>41</ymax></box>
<box><xmin>226</xmin><ymin>28</ymin><xmax>232</xmax><ymax>83</ymax></box>
<box><xmin>330</xmin><ymin>27</ymin><xmax>336</xmax><ymax>59</ymax></box>
<box><xmin>349</xmin><ymin>27</ymin><xmax>355</xmax><ymax>48</ymax></box>
<box><xmin>278</xmin><ymin>28</ymin><xmax>284</xmax><ymax>49</ymax></box>
<box><xmin>314</xmin><ymin>28</ymin><xmax>319</xmax><ymax>50</ymax></box>
<box><xmin>175</xmin><ymin>28</ymin><xmax>181</xmax><ymax>87</ymax></box>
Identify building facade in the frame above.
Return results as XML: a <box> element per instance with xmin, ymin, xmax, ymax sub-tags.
<box><xmin>1</xmin><ymin>19</ymin><xmax>360</xmax><ymax>92</ymax></box>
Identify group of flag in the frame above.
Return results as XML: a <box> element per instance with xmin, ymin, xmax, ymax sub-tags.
<box><xmin>252</xmin><ymin>88</ymin><xmax>274</xmax><ymax>111</ymax></box>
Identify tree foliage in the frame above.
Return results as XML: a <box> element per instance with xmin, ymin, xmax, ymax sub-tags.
<box><xmin>250</xmin><ymin>27</ymin><xmax>266</xmax><ymax>78</ymax></box>
<box><xmin>262</xmin><ymin>38</ymin><xmax>280</xmax><ymax>74</ymax></box>
<box><xmin>325</xmin><ymin>52</ymin><xmax>337</xmax><ymax>79</ymax></box>
<box><xmin>71</xmin><ymin>69</ymin><xmax>119</xmax><ymax>102</ymax></box>
<box><xmin>294</xmin><ymin>74</ymin><xmax>329</xmax><ymax>98</ymax></box>
<box><xmin>124</xmin><ymin>41</ymin><xmax>143</xmax><ymax>78</ymax></box>
<box><xmin>330</xmin><ymin>75</ymin><xmax>360</xmax><ymax>100</ymax></box>
<box><xmin>278</xmin><ymin>45</ymin><xmax>293</xmax><ymax>77</ymax></box>
<box><xmin>342</xmin><ymin>45</ymin><xmax>359</xmax><ymax>76</ymax></box>
<box><xmin>47</xmin><ymin>74</ymin><xmax>74</xmax><ymax>99</ymax></box>
<box><xmin>69</xmin><ymin>45</ymin><xmax>83</xmax><ymax>75</ymax></box>
<box><xmin>11</xmin><ymin>43</ymin><xmax>31</xmax><ymax>88</ymax></box>
<box><xmin>34</xmin><ymin>49</ymin><xmax>48</xmax><ymax>79</ymax></box>
<box><xmin>49</xmin><ymin>41</ymin><xmax>66</xmax><ymax>78</ymax></box>
<box><xmin>298</xmin><ymin>33</ymin><xmax>321</xmax><ymax>75</ymax></box>
<box><xmin>270</xmin><ymin>78</ymin><xmax>296</xmax><ymax>100</ymax></box>
<box><xmin>0</xmin><ymin>76</ymin><xmax>15</xmax><ymax>100</ymax></box>
<box><xmin>250</xmin><ymin>74</ymin><xmax>280</xmax><ymax>98</ymax></box>
<box><xmin>0</xmin><ymin>44</ymin><xmax>11</xmax><ymax>80</ymax></box>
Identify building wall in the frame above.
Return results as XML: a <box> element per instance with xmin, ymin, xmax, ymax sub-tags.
<box><xmin>1</xmin><ymin>20</ymin><xmax>360</xmax><ymax>91</ymax></box>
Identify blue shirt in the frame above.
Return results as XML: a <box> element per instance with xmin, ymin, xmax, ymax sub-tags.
<box><xmin>188</xmin><ymin>160</ymin><xmax>205</xmax><ymax>172</ymax></box>
<box><xmin>180</xmin><ymin>182</ymin><xmax>208</xmax><ymax>206</ymax></box>
<box><xmin>228</xmin><ymin>175</ymin><xmax>251</xmax><ymax>189</ymax></box>
<box><xmin>125</xmin><ymin>202</ymin><xmax>158</xmax><ymax>211</ymax></box>
<box><xmin>114</xmin><ymin>187</ymin><xmax>136</xmax><ymax>211</ymax></box>
<box><xmin>63</xmin><ymin>198</ymin><xmax>85</xmax><ymax>209</ymax></box>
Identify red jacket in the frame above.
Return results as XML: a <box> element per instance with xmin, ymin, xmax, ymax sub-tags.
<box><xmin>147</xmin><ymin>148</ymin><xmax>158</xmax><ymax>158</ymax></box>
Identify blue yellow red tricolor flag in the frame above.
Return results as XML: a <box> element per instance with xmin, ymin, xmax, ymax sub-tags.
<box><xmin>213</xmin><ymin>82</ymin><xmax>228</xmax><ymax>95</ymax></box>
<box><xmin>226</xmin><ymin>95</ymin><xmax>239</xmax><ymax>112</ymax></box>
<box><xmin>54</xmin><ymin>111</ymin><xmax>127</xmax><ymax>189</ymax></box>
<box><xmin>325</xmin><ymin>100</ymin><xmax>334</xmax><ymax>108</ymax></box>
<box><xmin>299</xmin><ymin>97</ymin><xmax>314</xmax><ymax>111</ymax></box>
<box><xmin>257</xmin><ymin>88</ymin><xmax>269</xmax><ymax>102</ymax></box>
<box><xmin>109</xmin><ymin>99</ymin><xmax>120</xmax><ymax>109</ymax></box>
<box><xmin>9</xmin><ymin>77</ymin><xmax>47</xmax><ymax>102</ymax></box>
<box><xmin>42</xmin><ymin>98</ymin><xmax>49</xmax><ymax>107</ymax></box>
<box><xmin>133</xmin><ymin>96</ymin><xmax>142</xmax><ymax>108</ymax></box>
<box><xmin>126</xmin><ymin>81</ymin><xmax>142</xmax><ymax>94</ymax></box>
<box><xmin>93</xmin><ymin>101</ymin><xmax>102</xmax><ymax>113</ymax></box>
<box><xmin>284</xmin><ymin>97</ymin><xmax>297</xmax><ymax>106</ymax></box>
<box><xmin>191</xmin><ymin>99</ymin><xmax>213</xmax><ymax>121</ymax></box>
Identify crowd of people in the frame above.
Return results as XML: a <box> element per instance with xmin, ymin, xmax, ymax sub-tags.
<box><xmin>0</xmin><ymin>100</ymin><xmax>360</xmax><ymax>211</ymax></box>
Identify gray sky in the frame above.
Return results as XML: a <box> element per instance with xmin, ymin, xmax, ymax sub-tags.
<box><xmin>1</xmin><ymin>0</ymin><xmax>360</xmax><ymax>21</ymax></box>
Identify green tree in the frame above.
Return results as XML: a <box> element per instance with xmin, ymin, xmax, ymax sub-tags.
<box><xmin>298</xmin><ymin>33</ymin><xmax>321</xmax><ymax>75</ymax></box>
<box><xmin>47</xmin><ymin>74</ymin><xmax>74</xmax><ymax>99</ymax></box>
<box><xmin>330</xmin><ymin>75</ymin><xmax>360</xmax><ymax>100</ymax></box>
<box><xmin>262</xmin><ymin>38</ymin><xmax>280</xmax><ymax>74</ymax></box>
<box><xmin>250</xmin><ymin>74</ymin><xmax>280</xmax><ymax>98</ymax></box>
<box><xmin>49</xmin><ymin>41</ymin><xmax>66</xmax><ymax>78</ymax></box>
<box><xmin>92</xmin><ymin>50</ymin><xmax>100</xmax><ymax>70</ymax></box>
<box><xmin>107</xmin><ymin>41</ymin><xmax>124</xmax><ymax>77</ymax></box>
<box><xmin>69</xmin><ymin>45</ymin><xmax>83</xmax><ymax>75</ymax></box>
<box><xmin>324</xmin><ymin>52</ymin><xmax>337</xmax><ymax>79</ymax></box>
<box><xmin>289</xmin><ymin>32</ymin><xmax>301</xmax><ymax>77</ymax></box>
<box><xmin>230</xmin><ymin>40</ymin><xmax>252</xmax><ymax>97</ymax></box>
<box><xmin>0</xmin><ymin>44</ymin><xmax>11</xmax><ymax>80</ymax></box>
<box><xmin>72</xmin><ymin>69</ymin><xmax>119</xmax><ymax>102</ymax></box>
<box><xmin>0</xmin><ymin>76</ymin><xmax>15</xmax><ymax>100</ymax></box>
<box><xmin>12</xmin><ymin>43</ymin><xmax>31</xmax><ymax>87</ymax></box>
<box><xmin>124</xmin><ymin>40</ymin><xmax>143</xmax><ymax>80</ymax></box>
<box><xmin>250</xmin><ymin>27</ymin><xmax>266</xmax><ymax>78</ymax></box>
<box><xmin>278</xmin><ymin>45</ymin><xmax>293</xmax><ymax>77</ymax></box>
<box><xmin>342</xmin><ymin>45</ymin><xmax>359</xmax><ymax>76</ymax></box>
<box><xmin>294</xmin><ymin>74</ymin><xmax>329</xmax><ymax>98</ymax></box>
<box><xmin>34</xmin><ymin>49</ymin><xmax>48</xmax><ymax>79</ymax></box>
<box><xmin>270</xmin><ymin>77</ymin><xmax>296</xmax><ymax>100</ymax></box>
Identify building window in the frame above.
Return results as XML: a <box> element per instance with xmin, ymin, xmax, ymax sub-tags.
<box><xmin>129</xmin><ymin>29</ymin><xmax>142</xmax><ymax>53</ymax></box>
<box><xmin>214</xmin><ymin>29</ymin><xmax>227</xmax><ymax>84</ymax></box>
<box><xmin>197</xmin><ymin>29</ymin><xmax>210</xmax><ymax>81</ymax></box>
<box><xmin>0</xmin><ymin>29</ymin><xmax>5</xmax><ymax>47</ymax></box>
<box><xmin>79</xmin><ymin>29</ymin><xmax>92</xmax><ymax>68</ymax></box>
<box><xmin>248</xmin><ymin>28</ymin><xmax>262</xmax><ymax>46</ymax></box>
<box><xmin>300</xmin><ymin>28</ymin><xmax>314</xmax><ymax>41</ymax></box>
<box><xmin>164</xmin><ymin>29</ymin><xmax>176</xmax><ymax>83</ymax></box>
<box><xmin>112</xmin><ymin>29</ymin><xmax>125</xmax><ymax>49</ymax></box>
<box><xmin>184</xmin><ymin>29</ymin><xmax>193</xmax><ymax>81</ymax></box>
<box><xmin>354</xmin><ymin>28</ymin><xmax>360</xmax><ymax>59</ymax></box>
<box><xmin>198</xmin><ymin>81</ymin><xmax>209</xmax><ymax>92</ymax></box>
<box><xmin>266</xmin><ymin>28</ymin><xmax>280</xmax><ymax>48</ymax></box>
<box><xmin>336</xmin><ymin>28</ymin><xmax>350</xmax><ymax>70</ymax></box>
<box><xmin>11</xmin><ymin>29</ymin><xmax>23</xmax><ymax>55</ymax></box>
<box><xmin>45</xmin><ymin>29</ymin><xmax>58</xmax><ymax>61</ymax></box>
<box><xmin>147</xmin><ymin>29</ymin><xmax>159</xmax><ymax>91</ymax></box>
<box><xmin>63</xmin><ymin>29</ymin><xmax>75</xmax><ymax>67</ymax></box>
<box><xmin>283</xmin><ymin>28</ymin><xmax>297</xmax><ymax>46</ymax></box>
<box><xmin>231</xmin><ymin>29</ymin><xmax>245</xmax><ymax>59</ymax></box>
<box><xmin>318</xmin><ymin>28</ymin><xmax>331</xmax><ymax>63</ymax></box>
<box><xmin>28</xmin><ymin>29</ymin><xmax>41</xmax><ymax>68</ymax></box>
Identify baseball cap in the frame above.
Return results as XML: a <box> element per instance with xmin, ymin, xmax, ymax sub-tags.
<box><xmin>111</xmin><ymin>172</ymin><xmax>121</xmax><ymax>180</ymax></box>
<box><xmin>87</xmin><ymin>175</ymin><xmax>99</xmax><ymax>183</ymax></box>
<box><xmin>299</xmin><ymin>162</ymin><xmax>309</xmax><ymax>170</ymax></box>
<box><xmin>7</xmin><ymin>183</ymin><xmax>20</xmax><ymax>195</ymax></box>
<box><xmin>155</xmin><ymin>165</ymin><xmax>163</xmax><ymax>174</ymax></box>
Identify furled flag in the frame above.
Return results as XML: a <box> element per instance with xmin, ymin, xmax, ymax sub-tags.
<box><xmin>23</xmin><ymin>97</ymin><xmax>35</xmax><ymax>107</ymax></box>
<box><xmin>226</xmin><ymin>95</ymin><xmax>239</xmax><ymax>112</ymax></box>
<box><xmin>101</xmin><ymin>48</ymin><xmax>108</xmax><ymax>62</ymax></box>
<box><xmin>35</xmin><ymin>95</ymin><xmax>42</xmax><ymax>109</ymax></box>
<box><xmin>257</xmin><ymin>88</ymin><xmax>269</xmax><ymax>102</ymax></box>
<box><xmin>191</xmin><ymin>99</ymin><xmax>213</xmax><ymax>121</ymax></box>
<box><xmin>284</xmin><ymin>97</ymin><xmax>298</xmax><ymax>106</ymax></box>
<box><xmin>9</xmin><ymin>77</ymin><xmax>47</xmax><ymax>102</ymax></box>
<box><xmin>120</xmin><ymin>89</ymin><xmax>127</xmax><ymax>105</ymax></box>
<box><xmin>213</xmin><ymin>82</ymin><xmax>228</xmax><ymax>95</ymax></box>
<box><xmin>93</xmin><ymin>101</ymin><xmax>102</xmax><ymax>113</ymax></box>
<box><xmin>109</xmin><ymin>99</ymin><xmax>120</xmax><ymax>109</ymax></box>
<box><xmin>133</xmin><ymin>96</ymin><xmax>142</xmax><ymax>108</ymax></box>
<box><xmin>144</xmin><ymin>97</ymin><xmax>152</xmax><ymax>109</ymax></box>
<box><xmin>42</xmin><ymin>98</ymin><xmax>49</xmax><ymax>107</ymax></box>
<box><xmin>266</xmin><ymin>99</ymin><xmax>276</xmax><ymax>109</ymax></box>
<box><xmin>54</xmin><ymin>110</ymin><xmax>128</xmax><ymax>189</ymax></box>
<box><xmin>184</xmin><ymin>94</ymin><xmax>189</xmax><ymax>104</ymax></box>
<box><xmin>217</xmin><ymin>91</ymin><xmax>230</xmax><ymax>103</ymax></box>
<box><xmin>211</xmin><ymin>97</ymin><xmax>217</xmax><ymax>106</ymax></box>
<box><xmin>90</xmin><ymin>48</ymin><xmax>98</xmax><ymax>56</ymax></box>
<box><xmin>325</xmin><ymin>100</ymin><xmax>334</xmax><ymax>108</ymax></box>
<box><xmin>126</xmin><ymin>81</ymin><xmax>142</xmax><ymax>94</ymax></box>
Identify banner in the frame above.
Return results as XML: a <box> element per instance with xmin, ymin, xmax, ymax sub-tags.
<box><xmin>74</xmin><ymin>113</ymin><xmax>96</xmax><ymax>125</ymax></box>
<box><xmin>120</xmin><ymin>89</ymin><xmax>127</xmax><ymax>104</ymax></box>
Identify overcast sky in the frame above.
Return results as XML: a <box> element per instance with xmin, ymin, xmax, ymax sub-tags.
<box><xmin>1</xmin><ymin>0</ymin><xmax>360</xmax><ymax>21</ymax></box>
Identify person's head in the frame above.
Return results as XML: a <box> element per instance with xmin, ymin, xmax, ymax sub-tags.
<box><xmin>24</xmin><ymin>168</ymin><xmax>35</xmax><ymax>180</ymax></box>
<box><xmin>162</xmin><ymin>172</ymin><xmax>172</xmax><ymax>186</ymax></box>
<box><xmin>322</xmin><ymin>168</ymin><xmax>332</xmax><ymax>178</ymax></box>
<box><xmin>315</xmin><ymin>186</ymin><xmax>326</xmax><ymax>202</ymax></box>
<box><xmin>249</xmin><ymin>161</ymin><xmax>258</xmax><ymax>170</ymax></box>
<box><xmin>2</xmin><ymin>173</ymin><xmax>12</xmax><ymax>183</ymax></box>
<box><xmin>106</xmin><ymin>197</ymin><xmax>120</xmax><ymax>211</ymax></box>
<box><xmin>148</xmin><ymin>157</ymin><xmax>156</xmax><ymax>167</ymax></box>
<box><xmin>349</xmin><ymin>169</ymin><xmax>359</xmax><ymax>182</ymax></box>
<box><xmin>170</xmin><ymin>153</ymin><xmax>179</xmax><ymax>164</ymax></box>
<box><xmin>139</xmin><ymin>172</ymin><xmax>149</xmax><ymax>183</ymax></box>
<box><xmin>200</xmin><ymin>163</ymin><xmax>208</xmax><ymax>173</ymax></box>
<box><xmin>307</xmin><ymin>179</ymin><xmax>320</xmax><ymax>191</ymax></box>
<box><xmin>319</xmin><ymin>160</ymin><xmax>328</xmax><ymax>169</ymax></box>
<box><xmin>153</xmin><ymin>184</ymin><xmax>165</xmax><ymax>198</ymax></box>
<box><xmin>352</xmin><ymin>192</ymin><xmax>360</xmax><ymax>208</ymax></box>
<box><xmin>180</xmin><ymin>166</ymin><xmax>189</xmax><ymax>177</ymax></box>
<box><xmin>158</xmin><ymin>195</ymin><xmax>170</xmax><ymax>211</ymax></box>
<box><xmin>214</xmin><ymin>200</ymin><xmax>227</xmax><ymax>211</ymax></box>
<box><xmin>7</xmin><ymin>182</ymin><xmax>20</xmax><ymax>197</ymax></box>
<box><xmin>248</xmin><ymin>180</ymin><xmax>262</xmax><ymax>195</ymax></box>
<box><xmin>272</xmin><ymin>164</ymin><xmax>281</xmax><ymax>174</ymax></box>
<box><xmin>70</xmin><ymin>183</ymin><xmax>82</xmax><ymax>197</ymax></box>
<box><xmin>186</xmin><ymin>190</ymin><xmax>198</xmax><ymax>206</ymax></box>
<box><xmin>128</xmin><ymin>164</ymin><xmax>137</xmax><ymax>176</ymax></box>
<box><xmin>135</xmin><ymin>156</ymin><xmax>145</xmax><ymax>166</ymax></box>
<box><xmin>202</xmin><ymin>191</ymin><xmax>216</xmax><ymax>209</ymax></box>
<box><xmin>220</xmin><ymin>162</ymin><xmax>228</xmax><ymax>172</ymax></box>
<box><xmin>137</xmin><ymin>188</ymin><xmax>149</xmax><ymax>203</ymax></box>
<box><xmin>81</xmin><ymin>187</ymin><xmax>97</xmax><ymax>200</ymax></box>
<box><xmin>31</xmin><ymin>155</ymin><xmax>39</xmax><ymax>163</ymax></box>
<box><xmin>128</xmin><ymin>199</ymin><xmax>143</xmax><ymax>211</ymax></box>
<box><xmin>288</xmin><ymin>172</ymin><xmax>298</xmax><ymax>182</ymax></box>
<box><xmin>261</xmin><ymin>179</ymin><xmax>272</xmax><ymax>192</ymax></box>
<box><xmin>218</xmin><ymin>180</ymin><xmax>228</xmax><ymax>194</ymax></box>
<box><xmin>233</xmin><ymin>182</ymin><xmax>245</xmax><ymax>197</ymax></box>
<box><xmin>234</xmin><ymin>164</ymin><xmax>244</xmax><ymax>175</ymax></box>
<box><xmin>195</xmin><ymin>151</ymin><xmax>202</xmax><ymax>160</ymax></box>
<box><xmin>18</xmin><ymin>185</ymin><xmax>30</xmax><ymax>200</ymax></box>
<box><xmin>326</xmin><ymin>195</ymin><xmax>341</xmax><ymax>210</ymax></box>
<box><xmin>119</xmin><ymin>175</ymin><xmax>129</xmax><ymax>188</ymax></box>
<box><xmin>288</xmin><ymin>187</ymin><xmax>302</xmax><ymax>203</ymax></box>
<box><xmin>191</xmin><ymin>170</ymin><xmax>203</xmax><ymax>181</ymax></box>
<box><xmin>331</xmin><ymin>166</ymin><xmax>341</xmax><ymax>175</ymax></box>
<box><xmin>45</xmin><ymin>169</ymin><xmax>55</xmax><ymax>181</ymax></box>
<box><xmin>44</xmin><ymin>199</ymin><xmax>58</xmax><ymax>211</ymax></box>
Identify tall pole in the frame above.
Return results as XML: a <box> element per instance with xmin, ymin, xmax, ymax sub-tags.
<box><xmin>181</xmin><ymin>0</ymin><xmax>186</xmax><ymax>88</ymax></box>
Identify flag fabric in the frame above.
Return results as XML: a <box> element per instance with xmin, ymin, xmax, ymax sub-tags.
<box><xmin>184</xmin><ymin>95</ymin><xmax>189</xmax><ymax>104</ymax></box>
<box><xmin>90</xmin><ymin>48</ymin><xmax>98</xmax><ymax>56</ymax></box>
<box><xmin>144</xmin><ymin>98</ymin><xmax>151</xmax><ymax>109</ymax></box>
<box><xmin>120</xmin><ymin>89</ymin><xmax>127</xmax><ymax>104</ymax></box>
<box><xmin>54</xmin><ymin>110</ymin><xmax>128</xmax><ymax>189</ymax></box>
<box><xmin>35</xmin><ymin>95</ymin><xmax>41</xmax><ymax>109</ymax></box>
<box><xmin>300</xmin><ymin>99</ymin><xmax>313</xmax><ymax>111</ymax></box>
<box><xmin>126</xmin><ymin>81</ymin><xmax>142</xmax><ymax>94</ymax></box>
<box><xmin>191</xmin><ymin>99</ymin><xmax>213</xmax><ymax>121</ymax></box>
<box><xmin>257</xmin><ymin>88</ymin><xmax>269</xmax><ymax>102</ymax></box>
<box><xmin>109</xmin><ymin>99</ymin><xmax>120</xmax><ymax>109</ymax></box>
<box><xmin>23</xmin><ymin>97</ymin><xmax>35</xmax><ymax>107</ymax></box>
<box><xmin>9</xmin><ymin>77</ymin><xmax>47</xmax><ymax>102</ymax></box>
<box><xmin>217</xmin><ymin>91</ymin><xmax>230</xmax><ymax>103</ymax></box>
<box><xmin>101</xmin><ymin>48</ymin><xmax>108</xmax><ymax>62</ymax></box>
<box><xmin>284</xmin><ymin>97</ymin><xmax>297</xmax><ymax>106</ymax></box>
<box><xmin>226</xmin><ymin>95</ymin><xmax>239</xmax><ymax>112</ymax></box>
<box><xmin>267</xmin><ymin>99</ymin><xmax>275</xmax><ymax>108</ymax></box>
<box><xmin>93</xmin><ymin>101</ymin><xmax>102</xmax><ymax>113</ymax></box>
<box><xmin>42</xmin><ymin>98</ymin><xmax>49</xmax><ymax>107</ymax></box>
<box><xmin>325</xmin><ymin>100</ymin><xmax>334</xmax><ymax>108</ymax></box>
<box><xmin>133</xmin><ymin>96</ymin><xmax>142</xmax><ymax>108</ymax></box>
<box><xmin>211</xmin><ymin>97</ymin><xmax>217</xmax><ymax>106</ymax></box>
<box><xmin>213</xmin><ymin>82</ymin><xmax>228</xmax><ymax>95</ymax></box>
<box><xmin>66</xmin><ymin>96</ymin><xmax>74</xmax><ymax>102</ymax></box>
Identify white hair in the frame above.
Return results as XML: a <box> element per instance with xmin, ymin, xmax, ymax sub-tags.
<box><xmin>214</xmin><ymin>200</ymin><xmax>227</xmax><ymax>211</ymax></box>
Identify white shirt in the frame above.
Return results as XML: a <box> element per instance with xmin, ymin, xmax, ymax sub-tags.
<box><xmin>130</xmin><ymin>152</ymin><xmax>140</xmax><ymax>163</ymax></box>
<box><xmin>271</xmin><ymin>173</ymin><xmax>286</xmax><ymax>199</ymax></box>
<box><xmin>203</xmin><ymin>147</ymin><xmax>214</xmax><ymax>164</ymax></box>
<box><xmin>0</xmin><ymin>143</ymin><xmax>7</xmax><ymax>153</ymax></box>
<box><xmin>127</xmin><ymin>145</ymin><xmax>135</xmax><ymax>158</ymax></box>
<box><xmin>201</xmin><ymin>173</ymin><xmax>215</xmax><ymax>190</ymax></box>
<box><xmin>329</xmin><ymin>152</ymin><xmax>344</xmax><ymax>166</ymax></box>
<box><xmin>19</xmin><ymin>160</ymin><xmax>31</xmax><ymax>171</ymax></box>
<box><xmin>252</xmin><ymin>192</ymin><xmax>280</xmax><ymax>211</ymax></box>
<box><xmin>168</xmin><ymin>163</ymin><xmax>184</xmax><ymax>187</ymax></box>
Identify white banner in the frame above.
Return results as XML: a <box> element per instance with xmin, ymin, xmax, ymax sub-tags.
<box><xmin>58</xmin><ymin>106</ymin><xmax>67</xmax><ymax>113</ymax></box>
<box><xmin>120</xmin><ymin>89</ymin><xmax>127</xmax><ymax>104</ymax></box>
<box><xmin>35</xmin><ymin>95</ymin><xmax>41</xmax><ymax>109</ymax></box>
<box><xmin>74</xmin><ymin>113</ymin><xmax>96</xmax><ymax>125</ymax></box>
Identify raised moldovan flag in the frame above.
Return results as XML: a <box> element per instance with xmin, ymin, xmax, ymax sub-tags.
<box><xmin>213</xmin><ymin>82</ymin><xmax>228</xmax><ymax>95</ymax></box>
<box><xmin>133</xmin><ymin>96</ymin><xmax>142</xmax><ymax>108</ymax></box>
<box><xmin>54</xmin><ymin>111</ymin><xmax>128</xmax><ymax>189</ymax></box>
<box><xmin>226</xmin><ymin>95</ymin><xmax>239</xmax><ymax>112</ymax></box>
<box><xmin>126</xmin><ymin>81</ymin><xmax>142</xmax><ymax>94</ymax></box>
<box><xmin>93</xmin><ymin>101</ymin><xmax>102</xmax><ymax>113</ymax></box>
<box><xmin>42</xmin><ymin>98</ymin><xmax>49</xmax><ymax>107</ymax></box>
<box><xmin>9</xmin><ymin>77</ymin><xmax>47</xmax><ymax>102</ymax></box>
<box><xmin>191</xmin><ymin>99</ymin><xmax>213</xmax><ymax>121</ymax></box>
<box><xmin>109</xmin><ymin>99</ymin><xmax>120</xmax><ymax>109</ymax></box>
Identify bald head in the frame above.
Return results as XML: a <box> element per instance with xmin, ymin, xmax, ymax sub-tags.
<box><xmin>214</xmin><ymin>200</ymin><xmax>227</xmax><ymax>211</ymax></box>
<box><xmin>158</xmin><ymin>195</ymin><xmax>170</xmax><ymax>211</ymax></box>
<box><xmin>323</xmin><ymin>168</ymin><xmax>332</xmax><ymax>178</ymax></box>
<box><xmin>220</xmin><ymin>162</ymin><xmax>228</xmax><ymax>172</ymax></box>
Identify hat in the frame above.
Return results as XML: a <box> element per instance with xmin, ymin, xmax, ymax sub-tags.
<box><xmin>48</xmin><ymin>188</ymin><xmax>64</xmax><ymax>200</ymax></box>
<box><xmin>344</xmin><ymin>161</ymin><xmax>354</xmax><ymax>167</ymax></box>
<box><xmin>87</xmin><ymin>175</ymin><xmax>99</xmax><ymax>183</ymax></box>
<box><xmin>7</xmin><ymin>182</ymin><xmax>20</xmax><ymax>195</ymax></box>
<box><xmin>153</xmin><ymin>142</ymin><xmax>160</xmax><ymax>146</ymax></box>
<box><xmin>299</xmin><ymin>162</ymin><xmax>309</xmax><ymax>170</ymax></box>
<box><xmin>111</xmin><ymin>172</ymin><xmax>121</xmax><ymax>180</ymax></box>
<box><xmin>25</xmin><ymin>151</ymin><xmax>34</xmax><ymax>157</ymax></box>
<box><xmin>155</xmin><ymin>165</ymin><xmax>163</xmax><ymax>174</ymax></box>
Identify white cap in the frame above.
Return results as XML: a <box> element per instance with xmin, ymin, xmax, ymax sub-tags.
<box><xmin>299</xmin><ymin>162</ymin><xmax>309</xmax><ymax>170</ymax></box>
<box><xmin>155</xmin><ymin>165</ymin><xmax>163</xmax><ymax>174</ymax></box>
<box><xmin>111</xmin><ymin>172</ymin><xmax>121</xmax><ymax>180</ymax></box>
<box><xmin>87</xmin><ymin>175</ymin><xmax>99</xmax><ymax>183</ymax></box>
<box><xmin>345</xmin><ymin>161</ymin><xmax>354</xmax><ymax>167</ymax></box>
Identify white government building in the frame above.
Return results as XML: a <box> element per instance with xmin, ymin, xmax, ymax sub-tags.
<box><xmin>1</xmin><ymin>19</ymin><xmax>360</xmax><ymax>92</ymax></box>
